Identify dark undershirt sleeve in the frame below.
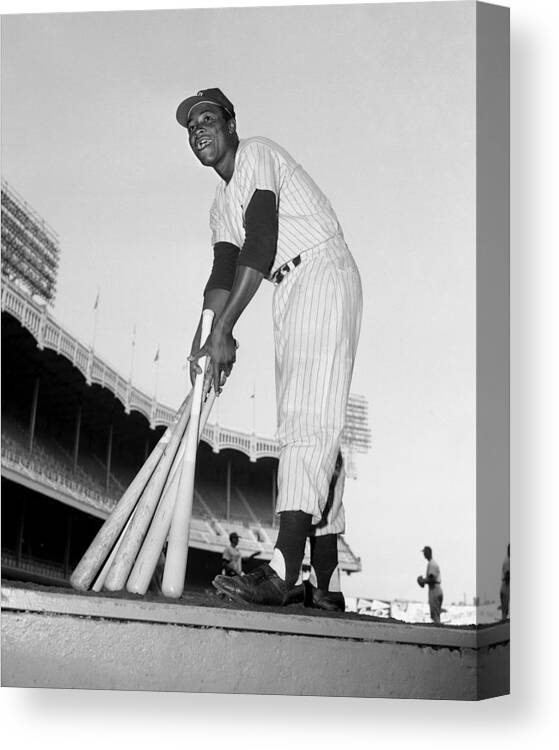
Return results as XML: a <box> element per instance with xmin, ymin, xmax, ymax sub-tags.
<box><xmin>237</xmin><ymin>189</ymin><xmax>278</xmax><ymax>276</ymax></box>
<box><xmin>203</xmin><ymin>242</ymin><xmax>240</xmax><ymax>294</ymax></box>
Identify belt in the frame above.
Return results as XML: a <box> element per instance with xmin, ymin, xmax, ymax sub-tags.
<box><xmin>270</xmin><ymin>255</ymin><xmax>301</xmax><ymax>284</ymax></box>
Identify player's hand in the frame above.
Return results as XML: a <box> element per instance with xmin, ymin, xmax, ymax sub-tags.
<box><xmin>188</xmin><ymin>324</ymin><xmax>239</xmax><ymax>395</ymax></box>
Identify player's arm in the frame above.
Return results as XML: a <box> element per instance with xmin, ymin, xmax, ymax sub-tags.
<box><xmin>190</xmin><ymin>190</ymin><xmax>278</xmax><ymax>392</ymax></box>
<box><xmin>189</xmin><ymin>243</ymin><xmax>240</xmax><ymax>385</ymax></box>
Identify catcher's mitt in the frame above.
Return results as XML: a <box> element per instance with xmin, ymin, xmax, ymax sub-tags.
<box><xmin>417</xmin><ymin>575</ymin><xmax>425</xmax><ymax>589</ymax></box>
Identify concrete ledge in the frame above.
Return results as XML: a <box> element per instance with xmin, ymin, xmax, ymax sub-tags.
<box><xmin>1</xmin><ymin>585</ymin><xmax>509</xmax><ymax>699</ymax></box>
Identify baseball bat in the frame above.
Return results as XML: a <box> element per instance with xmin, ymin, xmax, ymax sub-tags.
<box><xmin>70</xmin><ymin>391</ymin><xmax>193</xmax><ymax>591</ymax></box>
<box><xmin>126</xmin><ymin>388</ymin><xmax>216</xmax><ymax>595</ymax></box>
<box><xmin>102</xmin><ymin>393</ymin><xmax>194</xmax><ymax>592</ymax></box>
<box><xmin>162</xmin><ymin>309</ymin><xmax>214</xmax><ymax>598</ymax></box>
<box><xmin>92</xmin><ymin>510</ymin><xmax>135</xmax><ymax>592</ymax></box>
<box><xmin>95</xmin><ymin>390</ymin><xmax>214</xmax><ymax>594</ymax></box>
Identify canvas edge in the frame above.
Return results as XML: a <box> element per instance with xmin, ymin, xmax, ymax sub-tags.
<box><xmin>475</xmin><ymin>0</ymin><xmax>511</xmax><ymax>700</ymax></box>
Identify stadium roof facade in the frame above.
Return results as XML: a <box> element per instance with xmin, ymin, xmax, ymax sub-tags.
<box><xmin>2</xmin><ymin>276</ymin><xmax>281</xmax><ymax>461</ymax></box>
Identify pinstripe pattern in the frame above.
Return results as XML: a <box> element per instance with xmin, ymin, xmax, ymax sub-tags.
<box><xmin>210</xmin><ymin>137</ymin><xmax>362</xmax><ymax>538</ymax></box>
<box><xmin>273</xmin><ymin>237</ymin><xmax>362</xmax><ymax>534</ymax></box>
<box><xmin>210</xmin><ymin>137</ymin><xmax>343</xmax><ymax>277</ymax></box>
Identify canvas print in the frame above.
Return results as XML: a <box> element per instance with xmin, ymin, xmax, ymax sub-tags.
<box><xmin>1</xmin><ymin>1</ymin><xmax>510</xmax><ymax>699</ymax></box>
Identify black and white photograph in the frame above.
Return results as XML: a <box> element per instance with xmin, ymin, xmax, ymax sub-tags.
<box><xmin>2</xmin><ymin>0</ymin><xmax>510</xmax><ymax>704</ymax></box>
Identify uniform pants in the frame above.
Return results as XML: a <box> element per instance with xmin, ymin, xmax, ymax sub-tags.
<box><xmin>428</xmin><ymin>585</ymin><xmax>444</xmax><ymax>623</ymax></box>
<box><xmin>272</xmin><ymin>236</ymin><xmax>362</xmax><ymax>535</ymax></box>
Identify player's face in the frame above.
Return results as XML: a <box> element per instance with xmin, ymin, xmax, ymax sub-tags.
<box><xmin>186</xmin><ymin>104</ymin><xmax>236</xmax><ymax>174</ymax></box>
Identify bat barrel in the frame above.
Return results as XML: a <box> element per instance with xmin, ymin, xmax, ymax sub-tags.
<box><xmin>102</xmin><ymin>405</ymin><xmax>190</xmax><ymax>592</ymax></box>
<box><xmin>69</xmin><ymin>391</ymin><xmax>192</xmax><ymax>591</ymax></box>
<box><xmin>126</xmin><ymin>428</ymin><xmax>187</xmax><ymax>594</ymax></box>
<box><xmin>127</xmin><ymin>388</ymin><xmax>216</xmax><ymax>595</ymax></box>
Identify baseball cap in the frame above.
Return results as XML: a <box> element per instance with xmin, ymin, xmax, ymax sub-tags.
<box><xmin>176</xmin><ymin>88</ymin><xmax>235</xmax><ymax>128</ymax></box>
<box><xmin>422</xmin><ymin>545</ymin><xmax>432</xmax><ymax>554</ymax></box>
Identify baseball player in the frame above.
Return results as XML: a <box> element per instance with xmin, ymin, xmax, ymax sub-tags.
<box><xmin>221</xmin><ymin>532</ymin><xmax>260</xmax><ymax>577</ymax></box>
<box><xmin>499</xmin><ymin>543</ymin><xmax>510</xmax><ymax>620</ymax></box>
<box><xmin>178</xmin><ymin>88</ymin><xmax>362</xmax><ymax>611</ymax></box>
<box><xmin>221</xmin><ymin>532</ymin><xmax>243</xmax><ymax>576</ymax></box>
<box><xmin>418</xmin><ymin>545</ymin><xmax>444</xmax><ymax>623</ymax></box>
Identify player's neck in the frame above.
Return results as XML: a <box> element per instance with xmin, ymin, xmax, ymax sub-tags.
<box><xmin>214</xmin><ymin>141</ymin><xmax>238</xmax><ymax>184</ymax></box>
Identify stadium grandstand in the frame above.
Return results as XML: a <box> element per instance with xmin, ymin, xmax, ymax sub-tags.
<box><xmin>1</xmin><ymin>181</ymin><xmax>370</xmax><ymax>591</ymax></box>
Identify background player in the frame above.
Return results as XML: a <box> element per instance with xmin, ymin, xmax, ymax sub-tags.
<box><xmin>500</xmin><ymin>543</ymin><xmax>510</xmax><ymax>620</ymax></box>
<box><xmin>221</xmin><ymin>532</ymin><xmax>260</xmax><ymax>577</ymax></box>
<box><xmin>178</xmin><ymin>88</ymin><xmax>362</xmax><ymax>611</ymax></box>
<box><xmin>418</xmin><ymin>545</ymin><xmax>444</xmax><ymax>623</ymax></box>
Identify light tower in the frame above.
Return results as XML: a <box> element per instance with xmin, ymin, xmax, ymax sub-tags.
<box><xmin>1</xmin><ymin>180</ymin><xmax>60</xmax><ymax>305</ymax></box>
<box><xmin>342</xmin><ymin>393</ymin><xmax>372</xmax><ymax>479</ymax></box>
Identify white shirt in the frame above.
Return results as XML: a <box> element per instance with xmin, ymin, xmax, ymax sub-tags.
<box><xmin>222</xmin><ymin>544</ymin><xmax>242</xmax><ymax>575</ymax></box>
<box><xmin>426</xmin><ymin>559</ymin><xmax>441</xmax><ymax>585</ymax></box>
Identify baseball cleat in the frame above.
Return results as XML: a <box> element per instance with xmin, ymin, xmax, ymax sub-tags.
<box><xmin>212</xmin><ymin>564</ymin><xmax>304</xmax><ymax>606</ymax></box>
<box><xmin>304</xmin><ymin>582</ymin><xmax>345</xmax><ymax>612</ymax></box>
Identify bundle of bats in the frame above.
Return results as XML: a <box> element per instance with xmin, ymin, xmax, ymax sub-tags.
<box><xmin>70</xmin><ymin>310</ymin><xmax>215</xmax><ymax>599</ymax></box>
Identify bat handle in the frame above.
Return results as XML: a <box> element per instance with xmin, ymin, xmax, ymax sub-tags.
<box><xmin>190</xmin><ymin>309</ymin><xmax>215</xmax><ymax>423</ymax></box>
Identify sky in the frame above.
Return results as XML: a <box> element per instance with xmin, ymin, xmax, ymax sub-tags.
<box><xmin>0</xmin><ymin>1</ymin><xmax>506</xmax><ymax>604</ymax></box>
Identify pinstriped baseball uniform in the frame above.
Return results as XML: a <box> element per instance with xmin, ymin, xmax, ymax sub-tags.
<box><xmin>210</xmin><ymin>137</ymin><xmax>362</xmax><ymax>535</ymax></box>
<box><xmin>210</xmin><ymin>137</ymin><xmax>343</xmax><ymax>277</ymax></box>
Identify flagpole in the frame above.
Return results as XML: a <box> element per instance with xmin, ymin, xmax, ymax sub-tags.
<box><xmin>153</xmin><ymin>345</ymin><xmax>160</xmax><ymax>400</ymax></box>
<box><xmin>129</xmin><ymin>324</ymin><xmax>137</xmax><ymax>382</ymax></box>
<box><xmin>91</xmin><ymin>288</ymin><xmax>100</xmax><ymax>352</ymax></box>
<box><xmin>251</xmin><ymin>382</ymin><xmax>256</xmax><ymax>435</ymax></box>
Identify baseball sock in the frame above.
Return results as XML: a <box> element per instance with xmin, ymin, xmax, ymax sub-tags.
<box><xmin>270</xmin><ymin>510</ymin><xmax>313</xmax><ymax>587</ymax></box>
<box><xmin>309</xmin><ymin>533</ymin><xmax>341</xmax><ymax>592</ymax></box>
